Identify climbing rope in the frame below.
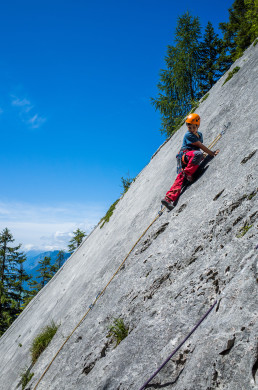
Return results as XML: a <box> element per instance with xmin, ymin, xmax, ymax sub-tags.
<box><xmin>32</xmin><ymin>131</ymin><xmax>224</xmax><ymax>389</ymax></box>
<box><xmin>139</xmin><ymin>300</ymin><xmax>217</xmax><ymax>390</ymax></box>
<box><xmin>33</xmin><ymin>208</ymin><xmax>165</xmax><ymax>389</ymax></box>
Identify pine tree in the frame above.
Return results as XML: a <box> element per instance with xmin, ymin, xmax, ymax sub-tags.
<box><xmin>121</xmin><ymin>174</ymin><xmax>134</xmax><ymax>194</ymax></box>
<box><xmin>56</xmin><ymin>250</ymin><xmax>65</xmax><ymax>269</ymax></box>
<box><xmin>9</xmin><ymin>252</ymin><xmax>31</xmax><ymax>313</ymax></box>
<box><xmin>68</xmin><ymin>229</ymin><xmax>86</xmax><ymax>254</ymax></box>
<box><xmin>36</xmin><ymin>256</ymin><xmax>54</xmax><ymax>288</ymax></box>
<box><xmin>220</xmin><ymin>0</ymin><xmax>258</xmax><ymax>61</ymax></box>
<box><xmin>0</xmin><ymin>228</ymin><xmax>29</xmax><ymax>335</ymax></box>
<box><xmin>151</xmin><ymin>12</ymin><xmax>201</xmax><ymax>137</ymax></box>
<box><xmin>173</xmin><ymin>12</ymin><xmax>201</xmax><ymax>101</ymax></box>
<box><xmin>21</xmin><ymin>251</ymin><xmax>67</xmax><ymax>310</ymax></box>
<box><xmin>199</xmin><ymin>22</ymin><xmax>226</xmax><ymax>95</ymax></box>
<box><xmin>245</xmin><ymin>0</ymin><xmax>258</xmax><ymax>42</ymax></box>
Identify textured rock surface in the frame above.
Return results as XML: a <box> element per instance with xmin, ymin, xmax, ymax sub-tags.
<box><xmin>0</xmin><ymin>43</ymin><xmax>257</xmax><ymax>390</ymax></box>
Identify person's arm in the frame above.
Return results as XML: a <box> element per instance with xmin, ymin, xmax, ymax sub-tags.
<box><xmin>192</xmin><ymin>141</ymin><xmax>219</xmax><ymax>156</ymax></box>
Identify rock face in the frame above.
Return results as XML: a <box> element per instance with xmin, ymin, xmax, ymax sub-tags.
<box><xmin>0</xmin><ymin>43</ymin><xmax>257</xmax><ymax>390</ymax></box>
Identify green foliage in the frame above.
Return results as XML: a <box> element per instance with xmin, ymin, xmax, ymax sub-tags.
<box><xmin>36</xmin><ymin>256</ymin><xmax>54</xmax><ymax>288</ymax></box>
<box><xmin>121</xmin><ymin>174</ymin><xmax>135</xmax><ymax>194</ymax></box>
<box><xmin>173</xmin><ymin>116</ymin><xmax>186</xmax><ymax>133</ymax></box>
<box><xmin>189</xmin><ymin>100</ymin><xmax>200</xmax><ymax>113</ymax></box>
<box><xmin>199</xmin><ymin>22</ymin><xmax>227</xmax><ymax>94</ymax></box>
<box><xmin>201</xmin><ymin>93</ymin><xmax>209</xmax><ymax>102</ymax></box>
<box><xmin>108</xmin><ymin>318</ymin><xmax>128</xmax><ymax>346</ymax></box>
<box><xmin>68</xmin><ymin>228</ymin><xmax>87</xmax><ymax>253</ymax></box>
<box><xmin>56</xmin><ymin>250</ymin><xmax>65</xmax><ymax>269</ymax></box>
<box><xmin>30</xmin><ymin>321</ymin><xmax>59</xmax><ymax>364</ymax></box>
<box><xmin>21</xmin><ymin>279</ymin><xmax>42</xmax><ymax>310</ymax></box>
<box><xmin>100</xmin><ymin>199</ymin><xmax>120</xmax><ymax>229</ymax></box>
<box><xmin>236</xmin><ymin>222</ymin><xmax>253</xmax><ymax>237</ymax></box>
<box><xmin>152</xmin><ymin>2</ymin><xmax>257</xmax><ymax>138</ymax></box>
<box><xmin>20</xmin><ymin>369</ymin><xmax>34</xmax><ymax>390</ymax></box>
<box><xmin>223</xmin><ymin>66</ymin><xmax>240</xmax><ymax>85</ymax></box>
<box><xmin>248</xmin><ymin>190</ymin><xmax>257</xmax><ymax>200</ymax></box>
<box><xmin>151</xmin><ymin>12</ymin><xmax>202</xmax><ymax>137</ymax></box>
<box><xmin>254</xmin><ymin>38</ymin><xmax>258</xmax><ymax>46</ymax></box>
<box><xmin>219</xmin><ymin>0</ymin><xmax>258</xmax><ymax>61</ymax></box>
<box><xmin>100</xmin><ymin>175</ymin><xmax>135</xmax><ymax>228</ymax></box>
<box><xmin>0</xmin><ymin>228</ymin><xmax>31</xmax><ymax>336</ymax></box>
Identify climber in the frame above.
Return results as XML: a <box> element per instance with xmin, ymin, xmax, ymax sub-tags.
<box><xmin>161</xmin><ymin>113</ymin><xmax>220</xmax><ymax>210</ymax></box>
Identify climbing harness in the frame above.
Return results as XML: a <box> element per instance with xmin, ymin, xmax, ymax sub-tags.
<box><xmin>32</xmin><ymin>130</ymin><xmax>225</xmax><ymax>390</ymax></box>
<box><xmin>139</xmin><ymin>301</ymin><xmax>217</xmax><ymax>390</ymax></box>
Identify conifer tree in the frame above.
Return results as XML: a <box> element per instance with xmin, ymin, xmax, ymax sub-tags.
<box><xmin>0</xmin><ymin>228</ymin><xmax>30</xmax><ymax>335</ymax></box>
<box><xmin>198</xmin><ymin>22</ymin><xmax>226</xmax><ymax>95</ymax></box>
<box><xmin>56</xmin><ymin>250</ymin><xmax>65</xmax><ymax>269</ymax></box>
<box><xmin>68</xmin><ymin>228</ymin><xmax>86</xmax><ymax>254</ymax></box>
<box><xmin>121</xmin><ymin>174</ymin><xmax>134</xmax><ymax>194</ymax></box>
<box><xmin>220</xmin><ymin>0</ymin><xmax>258</xmax><ymax>61</ymax></box>
<box><xmin>37</xmin><ymin>256</ymin><xmax>54</xmax><ymax>288</ymax></box>
<box><xmin>151</xmin><ymin>12</ymin><xmax>201</xmax><ymax>137</ymax></box>
<box><xmin>9</xmin><ymin>252</ymin><xmax>31</xmax><ymax>313</ymax></box>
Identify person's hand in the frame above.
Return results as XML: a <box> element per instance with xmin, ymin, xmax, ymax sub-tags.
<box><xmin>214</xmin><ymin>149</ymin><xmax>220</xmax><ymax>156</ymax></box>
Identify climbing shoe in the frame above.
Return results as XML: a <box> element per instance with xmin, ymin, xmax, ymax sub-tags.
<box><xmin>161</xmin><ymin>197</ymin><xmax>175</xmax><ymax>211</ymax></box>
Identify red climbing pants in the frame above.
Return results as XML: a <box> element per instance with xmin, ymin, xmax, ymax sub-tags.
<box><xmin>166</xmin><ymin>150</ymin><xmax>203</xmax><ymax>202</ymax></box>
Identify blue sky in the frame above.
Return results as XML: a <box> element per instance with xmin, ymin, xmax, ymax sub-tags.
<box><xmin>0</xmin><ymin>0</ymin><xmax>233</xmax><ymax>251</ymax></box>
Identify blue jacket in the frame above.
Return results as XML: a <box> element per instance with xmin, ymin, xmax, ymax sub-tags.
<box><xmin>181</xmin><ymin>131</ymin><xmax>203</xmax><ymax>151</ymax></box>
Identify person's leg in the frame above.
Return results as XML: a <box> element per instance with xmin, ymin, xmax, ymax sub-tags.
<box><xmin>183</xmin><ymin>150</ymin><xmax>203</xmax><ymax>179</ymax></box>
<box><xmin>165</xmin><ymin>171</ymin><xmax>185</xmax><ymax>202</ymax></box>
<box><xmin>163</xmin><ymin>150</ymin><xmax>203</xmax><ymax>205</ymax></box>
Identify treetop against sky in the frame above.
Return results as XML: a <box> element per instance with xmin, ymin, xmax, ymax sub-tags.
<box><xmin>0</xmin><ymin>0</ymin><xmax>234</xmax><ymax>250</ymax></box>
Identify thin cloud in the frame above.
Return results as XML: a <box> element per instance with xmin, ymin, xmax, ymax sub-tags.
<box><xmin>0</xmin><ymin>200</ymin><xmax>105</xmax><ymax>251</ymax></box>
<box><xmin>27</xmin><ymin>114</ymin><xmax>46</xmax><ymax>129</ymax></box>
<box><xmin>10</xmin><ymin>94</ymin><xmax>46</xmax><ymax>129</ymax></box>
<box><xmin>11</xmin><ymin>97</ymin><xmax>32</xmax><ymax>108</ymax></box>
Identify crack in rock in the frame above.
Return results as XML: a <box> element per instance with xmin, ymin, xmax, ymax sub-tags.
<box><xmin>219</xmin><ymin>336</ymin><xmax>236</xmax><ymax>356</ymax></box>
<box><xmin>252</xmin><ymin>343</ymin><xmax>258</xmax><ymax>383</ymax></box>
<box><xmin>145</xmin><ymin>350</ymin><xmax>190</xmax><ymax>389</ymax></box>
<box><xmin>136</xmin><ymin>223</ymin><xmax>169</xmax><ymax>254</ymax></box>
<box><xmin>144</xmin><ymin>273</ymin><xmax>171</xmax><ymax>300</ymax></box>
<box><xmin>217</xmin><ymin>195</ymin><xmax>247</xmax><ymax>218</ymax></box>
<box><xmin>82</xmin><ymin>341</ymin><xmax>111</xmax><ymax>376</ymax></box>
<box><xmin>213</xmin><ymin>189</ymin><xmax>225</xmax><ymax>201</ymax></box>
<box><xmin>241</xmin><ymin>149</ymin><xmax>257</xmax><ymax>164</ymax></box>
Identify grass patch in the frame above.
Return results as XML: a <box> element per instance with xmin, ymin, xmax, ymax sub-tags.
<box><xmin>100</xmin><ymin>199</ymin><xmax>120</xmax><ymax>228</ymax></box>
<box><xmin>253</xmin><ymin>39</ymin><xmax>258</xmax><ymax>47</ymax></box>
<box><xmin>223</xmin><ymin>66</ymin><xmax>240</xmax><ymax>85</ymax></box>
<box><xmin>248</xmin><ymin>190</ymin><xmax>257</xmax><ymax>200</ymax></box>
<box><xmin>30</xmin><ymin>321</ymin><xmax>59</xmax><ymax>364</ymax></box>
<box><xmin>100</xmin><ymin>175</ymin><xmax>135</xmax><ymax>228</ymax></box>
<box><xmin>20</xmin><ymin>369</ymin><xmax>34</xmax><ymax>390</ymax></box>
<box><xmin>201</xmin><ymin>93</ymin><xmax>209</xmax><ymax>103</ymax></box>
<box><xmin>236</xmin><ymin>222</ymin><xmax>253</xmax><ymax>238</ymax></box>
<box><xmin>108</xmin><ymin>318</ymin><xmax>128</xmax><ymax>347</ymax></box>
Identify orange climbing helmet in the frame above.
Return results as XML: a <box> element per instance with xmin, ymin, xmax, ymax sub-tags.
<box><xmin>185</xmin><ymin>113</ymin><xmax>200</xmax><ymax>126</ymax></box>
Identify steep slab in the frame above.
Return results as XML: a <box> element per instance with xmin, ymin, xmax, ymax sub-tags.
<box><xmin>0</xmin><ymin>42</ymin><xmax>257</xmax><ymax>390</ymax></box>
